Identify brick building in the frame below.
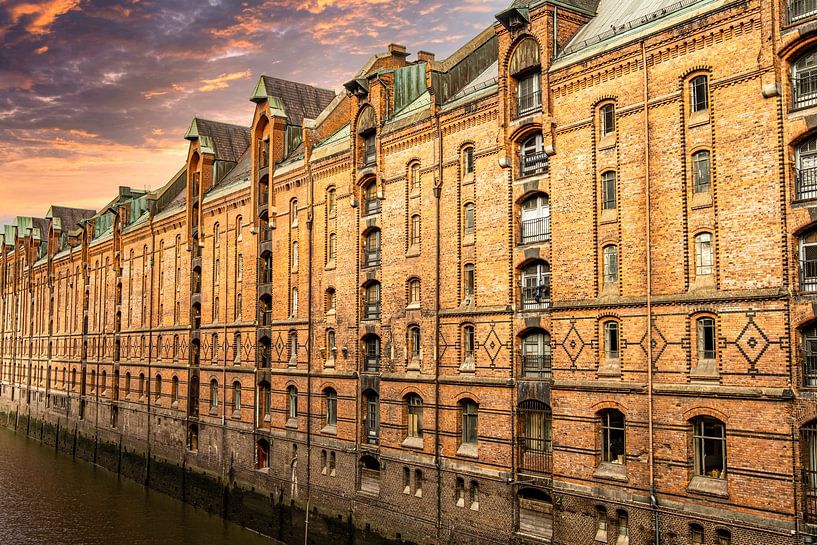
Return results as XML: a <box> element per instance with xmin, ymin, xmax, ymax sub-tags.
<box><xmin>2</xmin><ymin>0</ymin><xmax>817</xmax><ymax>543</ymax></box>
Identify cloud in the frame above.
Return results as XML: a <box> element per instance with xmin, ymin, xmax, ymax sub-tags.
<box><xmin>7</xmin><ymin>0</ymin><xmax>80</xmax><ymax>35</ymax></box>
<box><xmin>198</xmin><ymin>69</ymin><xmax>252</xmax><ymax>92</ymax></box>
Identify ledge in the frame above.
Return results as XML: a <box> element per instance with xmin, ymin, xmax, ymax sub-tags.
<box><xmin>687</xmin><ymin>475</ymin><xmax>728</xmax><ymax>498</ymax></box>
<box><xmin>401</xmin><ymin>436</ymin><xmax>424</xmax><ymax>450</ymax></box>
<box><xmin>456</xmin><ymin>443</ymin><xmax>479</xmax><ymax>459</ymax></box>
<box><xmin>593</xmin><ymin>461</ymin><xmax>628</xmax><ymax>482</ymax></box>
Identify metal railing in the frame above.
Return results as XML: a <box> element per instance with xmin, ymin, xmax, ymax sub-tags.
<box><xmin>517</xmin><ymin>439</ymin><xmax>552</xmax><ymax>476</ymax></box>
<box><xmin>517</xmin><ymin>90</ymin><xmax>542</xmax><ymax>117</ymax></box>
<box><xmin>259</xmin><ymin>269</ymin><xmax>273</xmax><ymax>284</ymax></box>
<box><xmin>794</xmin><ymin>73</ymin><xmax>817</xmax><ymax>110</ymax></box>
<box><xmin>521</xmin><ymin>284</ymin><xmax>551</xmax><ymax>310</ymax></box>
<box><xmin>521</xmin><ymin>216</ymin><xmax>550</xmax><ymax>244</ymax></box>
<box><xmin>801</xmin><ymin>259</ymin><xmax>817</xmax><ymax>292</ymax></box>
<box><xmin>364</xmin><ymin>198</ymin><xmax>381</xmax><ymax>215</ymax></box>
<box><xmin>521</xmin><ymin>151</ymin><xmax>549</xmax><ymax>178</ymax></box>
<box><xmin>789</xmin><ymin>0</ymin><xmax>817</xmax><ymax>23</ymax></box>
<box><xmin>798</xmin><ymin>167</ymin><xmax>817</xmax><ymax>200</ymax></box>
<box><xmin>521</xmin><ymin>354</ymin><xmax>552</xmax><ymax>379</ymax></box>
<box><xmin>805</xmin><ymin>354</ymin><xmax>817</xmax><ymax>386</ymax></box>
<box><xmin>804</xmin><ymin>468</ymin><xmax>817</xmax><ymax>522</ymax></box>
<box><xmin>364</xmin><ymin>302</ymin><xmax>380</xmax><ymax>320</ymax></box>
<box><xmin>364</xmin><ymin>248</ymin><xmax>381</xmax><ymax>267</ymax></box>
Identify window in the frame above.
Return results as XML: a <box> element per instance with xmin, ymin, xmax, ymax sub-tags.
<box><xmin>692</xmin><ymin>150</ymin><xmax>711</xmax><ymax>193</ymax></box>
<box><xmin>604</xmin><ymin>321</ymin><xmax>620</xmax><ymax>361</ymax></box>
<box><xmin>325</xmin><ymin>388</ymin><xmax>337</xmax><ymax>427</ymax></box>
<box><xmin>797</xmin><ymin>136</ymin><xmax>817</xmax><ymax>200</ymax></box>
<box><xmin>328</xmin><ymin>233</ymin><xmax>337</xmax><ymax>262</ymax></box>
<box><xmin>291</xmin><ymin>287</ymin><xmax>298</xmax><ymax>316</ymax></box>
<box><xmin>692</xmin><ymin>416</ymin><xmax>726</xmax><ymax>479</ymax></box>
<box><xmin>695</xmin><ymin>233</ymin><xmax>714</xmax><ymax>276</ymax></box>
<box><xmin>456</xmin><ymin>477</ymin><xmax>466</xmax><ymax>507</ymax></box>
<box><xmin>327</xmin><ymin>187</ymin><xmax>337</xmax><ymax>217</ymax></box>
<box><xmin>364</xmin><ymin>282</ymin><xmax>380</xmax><ymax>319</ymax></box>
<box><xmin>463</xmin><ymin>146</ymin><xmax>475</xmax><ymax>174</ymax></box>
<box><xmin>690</xmin><ymin>75</ymin><xmax>709</xmax><ymax>113</ymax></box>
<box><xmin>519</xmin><ymin>193</ymin><xmax>550</xmax><ymax>243</ymax></box>
<box><xmin>255</xmin><ymin>439</ymin><xmax>270</xmax><ymax>470</ymax></box>
<box><xmin>463</xmin><ymin>203</ymin><xmax>475</xmax><ymax>235</ymax></box>
<box><xmin>403</xmin><ymin>466</ymin><xmax>411</xmax><ymax>494</ymax></box>
<box><xmin>410</xmin><ymin>214</ymin><xmax>421</xmax><ymax>246</ymax></box>
<box><xmin>600</xmin><ymin>410</ymin><xmax>626</xmax><ymax>464</ymax></box>
<box><xmin>326</xmin><ymin>329</ymin><xmax>336</xmax><ymax>361</ymax></box>
<box><xmin>288</xmin><ymin>385</ymin><xmax>298</xmax><ymax>420</ymax></box>
<box><xmin>363</xmin><ymin>132</ymin><xmax>376</xmax><ymax>165</ymax></box>
<box><xmin>804</xmin><ymin>326</ymin><xmax>817</xmax><ymax>386</ymax></box>
<box><xmin>521</xmin><ymin>331</ymin><xmax>551</xmax><ymax>378</ymax></box>
<box><xmin>516</xmin><ymin>71</ymin><xmax>541</xmax><ymax>116</ymax></box>
<box><xmin>235</xmin><ymin>216</ymin><xmax>242</xmax><ymax>241</ymax></box>
<box><xmin>414</xmin><ymin>470</ymin><xmax>423</xmax><ymax>497</ymax></box>
<box><xmin>691</xmin><ymin>524</ymin><xmax>705</xmax><ymax>545</ymax></box>
<box><xmin>463</xmin><ymin>325</ymin><xmax>475</xmax><ymax>360</ymax></box>
<box><xmin>460</xmin><ymin>399</ymin><xmax>478</xmax><ymax>445</ymax></box>
<box><xmin>363</xmin><ymin>334</ymin><xmax>380</xmax><ymax>371</ymax></box>
<box><xmin>326</xmin><ymin>288</ymin><xmax>336</xmax><ymax>313</ymax></box>
<box><xmin>801</xmin><ymin>229</ymin><xmax>817</xmax><ymax>292</ymax></box>
<box><xmin>463</xmin><ymin>263</ymin><xmax>475</xmax><ymax>298</ymax></box>
<box><xmin>603</xmin><ymin>245</ymin><xmax>618</xmax><ymax>285</ymax></box>
<box><xmin>210</xmin><ymin>379</ymin><xmax>218</xmax><ymax>409</ymax></box>
<box><xmin>364</xmin><ymin>229</ymin><xmax>381</xmax><ymax>267</ymax></box>
<box><xmin>616</xmin><ymin>511</ymin><xmax>629</xmax><ymax>545</ymax></box>
<box><xmin>363</xmin><ymin>181</ymin><xmax>380</xmax><ymax>215</ymax></box>
<box><xmin>237</xmin><ymin>254</ymin><xmax>243</xmax><ymax>282</ymax></box>
<box><xmin>406</xmin><ymin>394</ymin><xmax>423</xmax><ymax>438</ymax></box>
<box><xmin>803</xmin><ymin>422</ymin><xmax>817</xmax><ymax>518</ymax></box>
<box><xmin>470</xmin><ymin>481</ymin><xmax>479</xmax><ymax>511</ymax></box>
<box><xmin>408</xmin><ymin>325</ymin><xmax>421</xmax><ymax>361</ymax></box>
<box><xmin>211</xmin><ymin>333</ymin><xmax>219</xmax><ymax>362</ymax></box>
<box><xmin>716</xmin><ymin>529</ymin><xmax>731</xmax><ymax>545</ymax></box>
<box><xmin>601</xmin><ymin>171</ymin><xmax>617</xmax><ymax>210</ymax></box>
<box><xmin>233</xmin><ymin>332</ymin><xmax>242</xmax><ymax>363</ymax></box>
<box><xmin>518</xmin><ymin>400</ymin><xmax>552</xmax><ymax>475</ymax></box>
<box><xmin>521</xmin><ymin>261</ymin><xmax>550</xmax><ymax>310</ymax></box>
<box><xmin>520</xmin><ymin>133</ymin><xmax>547</xmax><ymax>177</ymax></box>
<box><xmin>289</xmin><ymin>331</ymin><xmax>298</xmax><ymax>364</ymax></box>
<box><xmin>291</xmin><ymin>241</ymin><xmax>299</xmax><ymax>272</ymax></box>
<box><xmin>258</xmin><ymin>381</ymin><xmax>271</xmax><ymax>417</ymax></box>
<box><xmin>410</xmin><ymin>162</ymin><xmax>421</xmax><ymax>190</ymax></box>
<box><xmin>790</xmin><ymin>0</ymin><xmax>817</xmax><ymax>22</ymax></box>
<box><xmin>600</xmin><ymin>103</ymin><xmax>615</xmax><ymax>136</ymax></box>
<box><xmin>232</xmin><ymin>381</ymin><xmax>241</xmax><ymax>413</ymax></box>
<box><xmin>291</xmin><ymin>199</ymin><xmax>298</xmax><ymax>227</ymax></box>
<box><xmin>697</xmin><ymin>317</ymin><xmax>716</xmax><ymax>360</ymax></box>
<box><xmin>408</xmin><ymin>278</ymin><xmax>420</xmax><ymax>306</ymax></box>
<box><xmin>364</xmin><ymin>390</ymin><xmax>379</xmax><ymax>444</ymax></box>
<box><xmin>595</xmin><ymin>507</ymin><xmax>608</xmax><ymax>543</ymax></box>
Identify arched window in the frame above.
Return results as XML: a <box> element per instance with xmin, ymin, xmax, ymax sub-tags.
<box><xmin>363</xmin><ymin>228</ymin><xmax>381</xmax><ymax>267</ymax></box>
<box><xmin>326</xmin><ymin>287</ymin><xmax>336</xmax><ymax>313</ymax></box>
<box><xmin>291</xmin><ymin>199</ymin><xmax>298</xmax><ymax>227</ymax></box>
<box><xmin>460</xmin><ymin>399</ymin><xmax>478</xmax><ymax>446</ymax></box>
<box><xmin>520</xmin><ymin>133</ymin><xmax>547</xmax><ymax>177</ymax></box>
<box><xmin>692</xmin><ymin>150</ymin><xmax>711</xmax><ymax>193</ymax></box>
<box><xmin>210</xmin><ymin>379</ymin><xmax>218</xmax><ymax>408</ymax></box>
<box><xmin>328</xmin><ymin>232</ymin><xmax>337</xmax><ymax>262</ymax></box>
<box><xmin>287</xmin><ymin>385</ymin><xmax>298</xmax><ymax>420</ymax></box>
<box><xmin>797</xmin><ymin>135</ymin><xmax>817</xmax><ymax>200</ymax></box>
<box><xmin>259</xmin><ymin>336</ymin><xmax>271</xmax><ymax>369</ymax></box>
<box><xmin>716</xmin><ymin>529</ymin><xmax>731</xmax><ymax>545</ymax></box>
<box><xmin>258</xmin><ymin>381</ymin><xmax>271</xmax><ymax>417</ymax></box>
<box><xmin>617</xmin><ymin>510</ymin><xmax>629</xmax><ymax>544</ymax></box>
<box><xmin>364</xmin><ymin>282</ymin><xmax>381</xmax><ymax>320</ymax></box>
<box><xmin>326</xmin><ymin>329</ymin><xmax>336</xmax><ymax>363</ymax></box>
<box><xmin>603</xmin><ymin>320</ymin><xmax>620</xmax><ymax>361</ymax></box>
<box><xmin>511</xmin><ymin>37</ymin><xmax>541</xmax><ymax>117</ymax></box>
<box><xmin>695</xmin><ymin>316</ymin><xmax>717</xmax><ymax>365</ymax></box>
<box><xmin>601</xmin><ymin>171</ymin><xmax>617</xmax><ymax>210</ymax></box>
<box><xmin>599</xmin><ymin>103</ymin><xmax>615</xmax><ymax>136</ymax></box>
<box><xmin>155</xmin><ymin>374</ymin><xmax>162</xmax><ymax>401</ymax></box>
<box><xmin>690</xmin><ymin>524</ymin><xmax>705</xmax><ymax>545</ymax></box>
<box><xmin>289</xmin><ymin>331</ymin><xmax>298</xmax><ymax>364</ymax></box>
<box><xmin>521</xmin><ymin>330</ymin><xmax>551</xmax><ymax>378</ymax></box>
<box><xmin>801</xmin><ymin>228</ymin><xmax>817</xmax><ymax>292</ymax></box>
<box><xmin>327</xmin><ymin>187</ymin><xmax>337</xmax><ymax>217</ymax></box>
<box><xmin>408</xmin><ymin>278</ymin><xmax>420</xmax><ymax>306</ymax></box>
<box><xmin>235</xmin><ymin>216</ymin><xmax>243</xmax><ymax>241</ymax></box>
<box><xmin>690</xmin><ymin>74</ymin><xmax>709</xmax><ymax>113</ymax></box>
<box><xmin>408</xmin><ymin>325</ymin><xmax>421</xmax><ymax>360</ymax></box>
<box><xmin>520</xmin><ymin>261</ymin><xmax>551</xmax><ymax>310</ymax></box>
<box><xmin>463</xmin><ymin>202</ymin><xmax>475</xmax><ymax>235</ymax></box>
<box><xmin>692</xmin><ymin>416</ymin><xmax>726</xmax><ymax>479</ymax></box>
<box><xmin>802</xmin><ymin>421</ymin><xmax>817</xmax><ymax>518</ymax></box>
<box><xmin>462</xmin><ymin>325</ymin><xmax>475</xmax><ymax>363</ymax></box>
<box><xmin>124</xmin><ymin>372</ymin><xmax>131</xmax><ymax>397</ymax></box>
<box><xmin>518</xmin><ymin>401</ymin><xmax>552</xmax><ymax>475</ymax></box>
<box><xmin>602</xmin><ymin>245</ymin><xmax>619</xmax><ymax>285</ymax></box>
<box><xmin>406</xmin><ymin>394</ymin><xmax>423</xmax><ymax>439</ymax></box>
<box><xmin>363</xmin><ymin>390</ymin><xmax>379</xmax><ymax>444</ymax></box>
<box><xmin>803</xmin><ymin>325</ymin><xmax>817</xmax><ymax>386</ymax></box>
<box><xmin>694</xmin><ymin>232</ymin><xmax>714</xmax><ymax>277</ymax></box>
<box><xmin>260</xmin><ymin>294</ymin><xmax>272</xmax><ymax>326</ymax></box>
<box><xmin>599</xmin><ymin>409</ymin><xmax>626</xmax><ymax>464</ymax></box>
<box><xmin>324</xmin><ymin>388</ymin><xmax>337</xmax><ymax>427</ymax></box>
<box><xmin>171</xmin><ymin>376</ymin><xmax>179</xmax><ymax>404</ymax></box>
<box><xmin>291</xmin><ymin>287</ymin><xmax>298</xmax><ymax>316</ymax></box>
<box><xmin>363</xmin><ymin>334</ymin><xmax>381</xmax><ymax>372</ymax></box>
<box><xmin>291</xmin><ymin>240</ymin><xmax>298</xmax><ymax>272</ymax></box>
<box><xmin>410</xmin><ymin>214</ymin><xmax>421</xmax><ymax>246</ymax></box>
<box><xmin>463</xmin><ymin>146</ymin><xmax>475</xmax><ymax>174</ymax></box>
<box><xmin>409</xmin><ymin>161</ymin><xmax>421</xmax><ymax>190</ymax></box>
<box><xmin>363</xmin><ymin>180</ymin><xmax>380</xmax><ymax>215</ymax></box>
<box><xmin>595</xmin><ymin>506</ymin><xmax>609</xmax><ymax>543</ymax></box>
<box><xmin>233</xmin><ymin>332</ymin><xmax>242</xmax><ymax>363</ymax></box>
<box><xmin>520</xmin><ymin>193</ymin><xmax>550</xmax><ymax>243</ymax></box>
<box><xmin>463</xmin><ymin>263</ymin><xmax>475</xmax><ymax>298</ymax></box>
<box><xmin>211</xmin><ymin>333</ymin><xmax>219</xmax><ymax>362</ymax></box>
<box><xmin>232</xmin><ymin>381</ymin><xmax>242</xmax><ymax>413</ymax></box>
<box><xmin>255</xmin><ymin>439</ymin><xmax>270</xmax><ymax>470</ymax></box>
<box><xmin>138</xmin><ymin>373</ymin><xmax>145</xmax><ymax>398</ymax></box>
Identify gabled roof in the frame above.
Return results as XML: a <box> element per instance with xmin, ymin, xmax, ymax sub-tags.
<box><xmin>251</xmin><ymin>76</ymin><xmax>336</xmax><ymax>126</ymax></box>
<box><xmin>46</xmin><ymin>205</ymin><xmax>95</xmax><ymax>233</ymax></box>
<box><xmin>185</xmin><ymin>118</ymin><xmax>251</xmax><ymax>163</ymax></box>
<box><xmin>212</xmin><ymin>147</ymin><xmax>251</xmax><ymax>192</ymax></box>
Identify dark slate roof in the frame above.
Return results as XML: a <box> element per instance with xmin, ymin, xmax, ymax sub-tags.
<box><xmin>191</xmin><ymin>118</ymin><xmax>251</xmax><ymax>163</ymax></box>
<box><xmin>260</xmin><ymin>76</ymin><xmax>336</xmax><ymax>126</ymax></box>
<box><xmin>47</xmin><ymin>206</ymin><xmax>95</xmax><ymax>232</ymax></box>
<box><xmin>32</xmin><ymin>217</ymin><xmax>49</xmax><ymax>239</ymax></box>
<box><xmin>212</xmin><ymin>147</ymin><xmax>252</xmax><ymax>192</ymax></box>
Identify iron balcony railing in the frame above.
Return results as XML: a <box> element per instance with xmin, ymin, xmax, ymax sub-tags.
<box><xmin>521</xmin><ymin>284</ymin><xmax>551</xmax><ymax>310</ymax></box>
<box><xmin>521</xmin><ymin>151</ymin><xmax>549</xmax><ymax>178</ymax></box>
<box><xmin>805</xmin><ymin>354</ymin><xmax>817</xmax><ymax>386</ymax></box>
<box><xmin>804</xmin><ymin>468</ymin><xmax>817</xmax><ymax>522</ymax></box>
<box><xmin>260</xmin><ymin>309</ymin><xmax>272</xmax><ymax>326</ymax></box>
<box><xmin>521</xmin><ymin>216</ymin><xmax>550</xmax><ymax>244</ymax></box>
<box><xmin>258</xmin><ymin>141</ymin><xmax>270</xmax><ymax>170</ymax></box>
<box><xmin>259</xmin><ymin>269</ymin><xmax>273</xmax><ymax>284</ymax></box>
<box><xmin>798</xmin><ymin>167</ymin><xmax>817</xmax><ymax>200</ymax></box>
<box><xmin>364</xmin><ymin>302</ymin><xmax>381</xmax><ymax>320</ymax></box>
<box><xmin>517</xmin><ymin>90</ymin><xmax>542</xmax><ymax>117</ymax></box>
<box><xmin>801</xmin><ymin>259</ymin><xmax>817</xmax><ymax>292</ymax></box>
<box><xmin>521</xmin><ymin>354</ymin><xmax>552</xmax><ymax>379</ymax></box>
<box><xmin>364</xmin><ymin>248</ymin><xmax>381</xmax><ymax>267</ymax></box>
<box><xmin>261</xmin><ymin>226</ymin><xmax>273</xmax><ymax>242</ymax></box>
<box><xmin>364</xmin><ymin>355</ymin><xmax>380</xmax><ymax>372</ymax></box>
<box><xmin>364</xmin><ymin>197</ymin><xmax>381</xmax><ymax>216</ymax></box>
<box><xmin>793</xmin><ymin>73</ymin><xmax>817</xmax><ymax>110</ymax></box>
<box><xmin>517</xmin><ymin>439</ymin><xmax>552</xmax><ymax>476</ymax></box>
<box><xmin>789</xmin><ymin>0</ymin><xmax>817</xmax><ymax>23</ymax></box>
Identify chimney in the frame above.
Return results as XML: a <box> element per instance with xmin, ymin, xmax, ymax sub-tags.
<box><xmin>388</xmin><ymin>43</ymin><xmax>408</xmax><ymax>57</ymax></box>
<box><xmin>417</xmin><ymin>51</ymin><xmax>435</xmax><ymax>64</ymax></box>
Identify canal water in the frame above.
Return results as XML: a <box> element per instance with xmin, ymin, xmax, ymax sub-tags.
<box><xmin>0</xmin><ymin>427</ymin><xmax>278</xmax><ymax>545</ymax></box>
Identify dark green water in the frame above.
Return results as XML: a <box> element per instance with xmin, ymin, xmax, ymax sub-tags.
<box><xmin>0</xmin><ymin>427</ymin><xmax>278</xmax><ymax>545</ymax></box>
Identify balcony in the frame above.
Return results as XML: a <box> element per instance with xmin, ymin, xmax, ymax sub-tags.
<box><xmin>363</xmin><ymin>248</ymin><xmax>381</xmax><ymax>268</ymax></box>
<box><xmin>521</xmin><ymin>284</ymin><xmax>551</xmax><ymax>311</ymax></box>
<box><xmin>517</xmin><ymin>440</ymin><xmax>552</xmax><ymax>478</ymax></box>
<box><xmin>806</xmin><ymin>354</ymin><xmax>817</xmax><ymax>386</ymax></box>
<box><xmin>794</xmin><ymin>72</ymin><xmax>817</xmax><ymax>110</ymax></box>
<box><xmin>521</xmin><ymin>354</ymin><xmax>552</xmax><ymax>379</ymax></box>
<box><xmin>801</xmin><ymin>259</ymin><xmax>817</xmax><ymax>292</ymax></box>
<box><xmin>520</xmin><ymin>151</ymin><xmax>549</xmax><ymax>178</ymax></box>
<box><xmin>516</xmin><ymin>90</ymin><xmax>542</xmax><ymax>118</ymax></box>
<box><xmin>804</xmin><ymin>468</ymin><xmax>817</xmax><ymax>523</ymax></box>
<box><xmin>363</xmin><ymin>198</ymin><xmax>381</xmax><ymax>216</ymax></box>
<box><xmin>789</xmin><ymin>0</ymin><xmax>817</xmax><ymax>23</ymax></box>
<box><xmin>520</xmin><ymin>216</ymin><xmax>550</xmax><ymax>244</ymax></box>
<box><xmin>364</xmin><ymin>302</ymin><xmax>380</xmax><ymax>320</ymax></box>
<box><xmin>798</xmin><ymin>167</ymin><xmax>817</xmax><ymax>200</ymax></box>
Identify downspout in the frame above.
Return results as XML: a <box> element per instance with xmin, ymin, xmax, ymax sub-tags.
<box><xmin>432</xmin><ymin>99</ymin><xmax>444</xmax><ymax>544</ymax></box>
<box><xmin>304</xmin><ymin>124</ymin><xmax>315</xmax><ymax>545</ymax></box>
<box><xmin>641</xmin><ymin>40</ymin><xmax>659</xmax><ymax>545</ymax></box>
<box><xmin>146</xmin><ymin>213</ymin><xmax>156</xmax><ymax>484</ymax></box>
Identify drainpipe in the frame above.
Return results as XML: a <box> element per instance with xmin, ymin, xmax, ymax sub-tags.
<box><xmin>432</xmin><ymin>99</ymin><xmax>444</xmax><ymax>544</ymax></box>
<box><xmin>641</xmin><ymin>40</ymin><xmax>659</xmax><ymax>545</ymax></box>
<box><xmin>304</xmin><ymin>123</ymin><xmax>315</xmax><ymax>545</ymax></box>
<box><xmin>146</xmin><ymin>214</ymin><xmax>156</xmax><ymax>484</ymax></box>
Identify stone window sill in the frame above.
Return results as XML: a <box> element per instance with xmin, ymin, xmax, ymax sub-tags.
<box><xmin>598</xmin><ymin>134</ymin><xmax>616</xmax><ymax>150</ymax></box>
<box><xmin>325</xmin><ymin>260</ymin><xmax>336</xmax><ymax>271</ymax></box>
<box><xmin>690</xmin><ymin>359</ymin><xmax>719</xmax><ymax>381</ymax></box>
<box><xmin>321</xmin><ymin>425</ymin><xmax>337</xmax><ymax>435</ymax></box>
<box><xmin>457</xmin><ymin>443</ymin><xmax>478</xmax><ymax>459</ymax></box>
<box><xmin>402</xmin><ymin>436</ymin><xmax>424</xmax><ymax>450</ymax></box>
<box><xmin>285</xmin><ymin>418</ymin><xmax>298</xmax><ymax>429</ymax></box>
<box><xmin>230</xmin><ymin>410</ymin><xmax>241</xmax><ymax>420</ymax></box>
<box><xmin>406</xmin><ymin>246</ymin><xmax>421</xmax><ymax>258</ymax></box>
<box><xmin>600</xmin><ymin>208</ymin><xmax>617</xmax><ymax>224</ymax></box>
<box><xmin>687</xmin><ymin>110</ymin><xmax>710</xmax><ymax>128</ymax></box>
<box><xmin>406</xmin><ymin>302</ymin><xmax>421</xmax><ymax>311</ymax></box>
<box><xmin>687</xmin><ymin>475</ymin><xmax>728</xmax><ymax>498</ymax></box>
<box><xmin>593</xmin><ymin>461</ymin><xmax>628</xmax><ymax>482</ymax></box>
<box><xmin>462</xmin><ymin>172</ymin><xmax>475</xmax><ymax>185</ymax></box>
<box><xmin>691</xmin><ymin>191</ymin><xmax>712</xmax><ymax>209</ymax></box>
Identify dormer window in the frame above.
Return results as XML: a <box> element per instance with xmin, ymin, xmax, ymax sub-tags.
<box><xmin>510</xmin><ymin>37</ymin><xmax>542</xmax><ymax>118</ymax></box>
<box><xmin>258</xmin><ymin>137</ymin><xmax>269</xmax><ymax>169</ymax></box>
<box><xmin>363</xmin><ymin>132</ymin><xmax>376</xmax><ymax>166</ymax></box>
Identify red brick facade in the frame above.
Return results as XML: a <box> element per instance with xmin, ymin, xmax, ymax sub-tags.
<box><xmin>3</xmin><ymin>0</ymin><xmax>817</xmax><ymax>543</ymax></box>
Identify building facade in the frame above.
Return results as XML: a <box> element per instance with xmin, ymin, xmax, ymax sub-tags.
<box><xmin>3</xmin><ymin>0</ymin><xmax>817</xmax><ymax>543</ymax></box>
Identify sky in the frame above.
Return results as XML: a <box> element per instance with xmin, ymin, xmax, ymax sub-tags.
<box><xmin>0</xmin><ymin>0</ymin><xmax>508</xmax><ymax>226</ymax></box>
